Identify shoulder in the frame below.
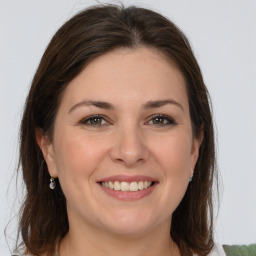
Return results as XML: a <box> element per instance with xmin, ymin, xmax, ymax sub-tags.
<box><xmin>193</xmin><ymin>244</ymin><xmax>226</xmax><ymax>256</ymax></box>
<box><xmin>11</xmin><ymin>253</ymin><xmax>30</xmax><ymax>256</ymax></box>
<box><xmin>208</xmin><ymin>244</ymin><xmax>226</xmax><ymax>256</ymax></box>
<box><xmin>222</xmin><ymin>243</ymin><xmax>256</xmax><ymax>255</ymax></box>
<box><xmin>11</xmin><ymin>254</ymin><xmax>46</xmax><ymax>256</ymax></box>
<box><xmin>11</xmin><ymin>254</ymin><xmax>50</xmax><ymax>256</ymax></box>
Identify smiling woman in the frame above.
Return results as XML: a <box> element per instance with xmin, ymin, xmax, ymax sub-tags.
<box><xmin>14</xmin><ymin>3</ymin><xmax>222</xmax><ymax>256</ymax></box>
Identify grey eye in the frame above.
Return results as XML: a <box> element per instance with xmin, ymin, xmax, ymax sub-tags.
<box><xmin>89</xmin><ymin>117</ymin><xmax>103</xmax><ymax>125</ymax></box>
<box><xmin>152</xmin><ymin>117</ymin><xmax>167</xmax><ymax>124</ymax></box>
<box><xmin>148</xmin><ymin>115</ymin><xmax>176</xmax><ymax>126</ymax></box>
<box><xmin>81</xmin><ymin>115</ymin><xmax>108</xmax><ymax>127</ymax></box>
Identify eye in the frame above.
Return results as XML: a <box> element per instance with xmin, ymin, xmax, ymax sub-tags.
<box><xmin>147</xmin><ymin>114</ymin><xmax>176</xmax><ymax>127</ymax></box>
<box><xmin>80</xmin><ymin>115</ymin><xmax>109</xmax><ymax>127</ymax></box>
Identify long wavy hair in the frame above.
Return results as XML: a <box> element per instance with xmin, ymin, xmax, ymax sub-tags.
<box><xmin>17</xmin><ymin>4</ymin><xmax>217</xmax><ymax>256</ymax></box>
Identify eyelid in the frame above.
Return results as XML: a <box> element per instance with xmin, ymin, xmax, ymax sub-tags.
<box><xmin>146</xmin><ymin>114</ymin><xmax>176</xmax><ymax>126</ymax></box>
<box><xmin>79</xmin><ymin>114</ymin><xmax>110</xmax><ymax>126</ymax></box>
<box><xmin>78</xmin><ymin>114</ymin><xmax>176</xmax><ymax>127</ymax></box>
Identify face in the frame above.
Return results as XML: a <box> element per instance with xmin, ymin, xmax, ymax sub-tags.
<box><xmin>38</xmin><ymin>47</ymin><xmax>201</xmax><ymax>236</ymax></box>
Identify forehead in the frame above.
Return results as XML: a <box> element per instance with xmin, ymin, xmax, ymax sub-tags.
<box><xmin>59</xmin><ymin>47</ymin><xmax>189</xmax><ymax>112</ymax></box>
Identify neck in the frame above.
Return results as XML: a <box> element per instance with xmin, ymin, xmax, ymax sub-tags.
<box><xmin>59</xmin><ymin>219</ymin><xmax>180</xmax><ymax>256</ymax></box>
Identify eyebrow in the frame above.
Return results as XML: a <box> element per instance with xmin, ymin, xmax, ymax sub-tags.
<box><xmin>143</xmin><ymin>99</ymin><xmax>184</xmax><ymax>112</ymax></box>
<box><xmin>69</xmin><ymin>100</ymin><xmax>114</xmax><ymax>113</ymax></box>
<box><xmin>69</xmin><ymin>99</ymin><xmax>184</xmax><ymax>113</ymax></box>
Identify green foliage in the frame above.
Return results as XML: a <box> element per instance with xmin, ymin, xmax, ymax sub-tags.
<box><xmin>223</xmin><ymin>244</ymin><xmax>256</xmax><ymax>256</ymax></box>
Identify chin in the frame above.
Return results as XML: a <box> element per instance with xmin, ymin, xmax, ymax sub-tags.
<box><xmin>99</xmin><ymin>210</ymin><xmax>157</xmax><ymax>236</ymax></box>
<box><xmin>106</xmin><ymin>223</ymin><xmax>152</xmax><ymax>236</ymax></box>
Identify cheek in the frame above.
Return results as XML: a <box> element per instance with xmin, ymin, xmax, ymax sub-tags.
<box><xmin>150</xmin><ymin>131</ymin><xmax>192</xmax><ymax>210</ymax></box>
<box><xmin>53</xmin><ymin>131</ymin><xmax>107</xmax><ymax>191</ymax></box>
<box><xmin>151</xmin><ymin>130</ymin><xmax>193</xmax><ymax>176</ymax></box>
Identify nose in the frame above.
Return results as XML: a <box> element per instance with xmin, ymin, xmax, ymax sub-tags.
<box><xmin>109</xmin><ymin>125</ymin><xmax>149</xmax><ymax>167</ymax></box>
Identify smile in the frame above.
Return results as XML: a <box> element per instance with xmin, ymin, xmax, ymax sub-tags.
<box><xmin>101</xmin><ymin>181</ymin><xmax>153</xmax><ymax>192</ymax></box>
<box><xmin>97</xmin><ymin>175</ymin><xmax>158</xmax><ymax>201</ymax></box>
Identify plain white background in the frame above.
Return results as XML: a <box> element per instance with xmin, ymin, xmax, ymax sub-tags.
<box><xmin>1</xmin><ymin>0</ymin><xmax>255</xmax><ymax>254</ymax></box>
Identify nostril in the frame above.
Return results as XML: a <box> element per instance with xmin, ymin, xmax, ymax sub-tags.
<box><xmin>109</xmin><ymin>135</ymin><xmax>149</xmax><ymax>166</ymax></box>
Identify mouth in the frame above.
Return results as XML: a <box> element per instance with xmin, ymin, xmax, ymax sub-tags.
<box><xmin>97</xmin><ymin>175</ymin><xmax>158</xmax><ymax>201</ymax></box>
<box><xmin>100</xmin><ymin>180</ymin><xmax>155</xmax><ymax>192</ymax></box>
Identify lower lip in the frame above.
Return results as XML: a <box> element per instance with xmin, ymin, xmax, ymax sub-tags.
<box><xmin>98</xmin><ymin>183</ymin><xmax>157</xmax><ymax>201</ymax></box>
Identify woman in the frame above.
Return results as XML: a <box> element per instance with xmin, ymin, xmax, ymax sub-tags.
<box><xmin>14</xmin><ymin>4</ymin><xmax>225</xmax><ymax>256</ymax></box>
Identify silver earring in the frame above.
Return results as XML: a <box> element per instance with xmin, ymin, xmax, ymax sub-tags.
<box><xmin>49</xmin><ymin>177</ymin><xmax>56</xmax><ymax>189</ymax></box>
<box><xmin>189</xmin><ymin>169</ymin><xmax>193</xmax><ymax>182</ymax></box>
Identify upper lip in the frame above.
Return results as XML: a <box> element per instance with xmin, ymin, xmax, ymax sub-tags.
<box><xmin>98</xmin><ymin>175</ymin><xmax>158</xmax><ymax>183</ymax></box>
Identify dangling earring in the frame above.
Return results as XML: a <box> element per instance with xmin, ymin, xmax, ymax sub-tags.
<box><xmin>189</xmin><ymin>169</ymin><xmax>193</xmax><ymax>182</ymax></box>
<box><xmin>49</xmin><ymin>177</ymin><xmax>56</xmax><ymax>189</ymax></box>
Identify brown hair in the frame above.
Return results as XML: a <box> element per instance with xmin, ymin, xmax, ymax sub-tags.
<box><xmin>17</xmin><ymin>4</ymin><xmax>216</xmax><ymax>256</ymax></box>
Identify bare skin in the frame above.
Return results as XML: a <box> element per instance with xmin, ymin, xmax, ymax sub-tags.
<box><xmin>37</xmin><ymin>47</ymin><xmax>202</xmax><ymax>256</ymax></box>
<box><xmin>59</xmin><ymin>220</ymin><xmax>180</xmax><ymax>256</ymax></box>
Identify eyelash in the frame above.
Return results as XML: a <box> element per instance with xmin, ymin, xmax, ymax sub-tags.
<box><xmin>80</xmin><ymin>114</ymin><xmax>176</xmax><ymax>128</ymax></box>
<box><xmin>80</xmin><ymin>115</ymin><xmax>109</xmax><ymax>127</ymax></box>
<box><xmin>146</xmin><ymin>114</ymin><xmax>176</xmax><ymax>127</ymax></box>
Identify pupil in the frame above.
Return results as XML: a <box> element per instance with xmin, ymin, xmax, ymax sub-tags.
<box><xmin>91</xmin><ymin>118</ymin><xmax>101</xmax><ymax>124</ymax></box>
<box><xmin>153</xmin><ymin>117</ymin><xmax>163</xmax><ymax>124</ymax></box>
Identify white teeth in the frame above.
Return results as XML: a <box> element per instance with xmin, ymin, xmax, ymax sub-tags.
<box><xmin>109</xmin><ymin>181</ymin><xmax>114</xmax><ymax>189</ymax></box>
<box><xmin>120</xmin><ymin>182</ymin><xmax>130</xmax><ymax>191</ymax></box>
<box><xmin>138</xmin><ymin>181</ymin><xmax>144</xmax><ymax>190</ymax></box>
<box><xmin>114</xmin><ymin>181</ymin><xmax>121</xmax><ymax>190</ymax></box>
<box><xmin>101</xmin><ymin>181</ymin><xmax>153</xmax><ymax>192</ymax></box>
<box><xmin>130</xmin><ymin>182</ymin><xmax>138</xmax><ymax>192</ymax></box>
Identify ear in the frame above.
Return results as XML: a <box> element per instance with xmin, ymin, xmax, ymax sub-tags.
<box><xmin>190</xmin><ymin>125</ymin><xmax>204</xmax><ymax>170</ymax></box>
<box><xmin>35</xmin><ymin>128</ymin><xmax>58</xmax><ymax>178</ymax></box>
